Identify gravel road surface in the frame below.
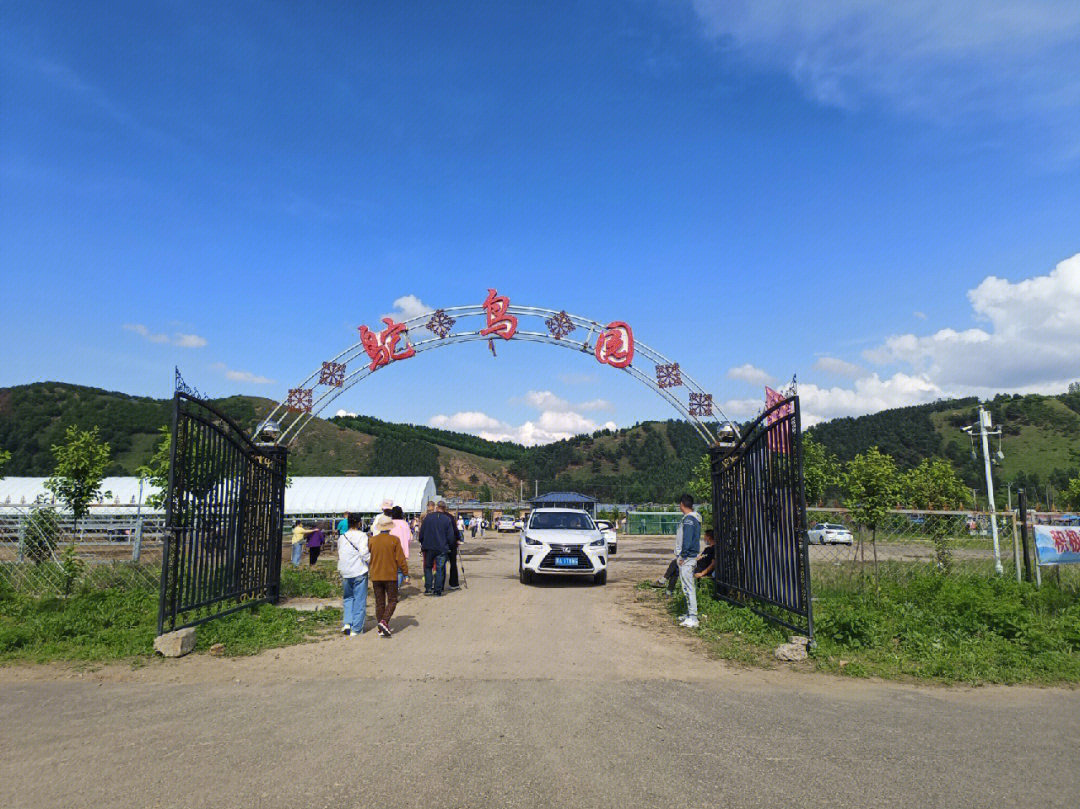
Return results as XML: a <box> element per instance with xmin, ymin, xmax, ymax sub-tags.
<box><xmin>2</xmin><ymin>533</ymin><xmax>1077</xmax><ymax>808</ymax></box>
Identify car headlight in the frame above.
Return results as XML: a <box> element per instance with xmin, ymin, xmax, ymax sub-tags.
<box><xmin>589</xmin><ymin>537</ymin><xmax>605</xmax><ymax>547</ymax></box>
<box><xmin>523</xmin><ymin>535</ymin><xmax>541</xmax><ymax>546</ymax></box>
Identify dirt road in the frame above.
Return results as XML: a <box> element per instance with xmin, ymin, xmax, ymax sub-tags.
<box><xmin>2</xmin><ymin>533</ymin><xmax>1077</xmax><ymax>808</ymax></box>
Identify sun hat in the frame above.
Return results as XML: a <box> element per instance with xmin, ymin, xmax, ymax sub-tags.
<box><xmin>373</xmin><ymin>513</ymin><xmax>394</xmax><ymax>531</ymax></box>
<box><xmin>380</xmin><ymin>499</ymin><xmax>394</xmax><ymax>510</ymax></box>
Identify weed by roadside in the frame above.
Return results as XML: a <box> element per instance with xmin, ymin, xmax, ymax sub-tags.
<box><xmin>280</xmin><ymin>564</ymin><xmax>340</xmax><ymax>598</ymax></box>
<box><xmin>0</xmin><ymin>582</ymin><xmax>341</xmax><ymax>664</ymax></box>
<box><xmin>641</xmin><ymin>573</ymin><xmax>1080</xmax><ymax>685</ymax></box>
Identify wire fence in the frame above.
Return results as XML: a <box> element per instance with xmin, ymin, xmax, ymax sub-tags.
<box><xmin>0</xmin><ymin>505</ymin><xmax>165</xmax><ymax>596</ymax></box>
<box><xmin>806</xmin><ymin>507</ymin><xmax>1080</xmax><ymax>592</ymax></box>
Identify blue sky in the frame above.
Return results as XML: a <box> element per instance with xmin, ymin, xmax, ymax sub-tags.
<box><xmin>2</xmin><ymin>1</ymin><xmax>1078</xmax><ymax>443</ymax></box>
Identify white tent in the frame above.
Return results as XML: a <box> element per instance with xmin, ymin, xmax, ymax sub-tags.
<box><xmin>283</xmin><ymin>477</ymin><xmax>437</xmax><ymax>515</ymax></box>
<box><xmin>0</xmin><ymin>476</ymin><xmax>438</xmax><ymax>516</ymax></box>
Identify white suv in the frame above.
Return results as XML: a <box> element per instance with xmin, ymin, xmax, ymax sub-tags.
<box><xmin>519</xmin><ymin>508</ymin><xmax>608</xmax><ymax>585</ymax></box>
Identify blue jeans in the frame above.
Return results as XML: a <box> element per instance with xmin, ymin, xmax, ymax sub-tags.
<box><xmin>342</xmin><ymin>574</ymin><xmax>369</xmax><ymax>633</ymax></box>
<box><xmin>291</xmin><ymin>542</ymin><xmax>304</xmax><ymax>567</ymax></box>
<box><xmin>423</xmin><ymin>551</ymin><xmax>447</xmax><ymax>594</ymax></box>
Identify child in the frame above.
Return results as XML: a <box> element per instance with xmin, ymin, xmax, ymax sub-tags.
<box><xmin>368</xmin><ymin>513</ymin><xmax>409</xmax><ymax>637</ymax></box>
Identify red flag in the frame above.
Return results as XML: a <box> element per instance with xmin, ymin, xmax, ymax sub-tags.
<box><xmin>765</xmin><ymin>386</ymin><xmax>793</xmax><ymax>453</ymax></box>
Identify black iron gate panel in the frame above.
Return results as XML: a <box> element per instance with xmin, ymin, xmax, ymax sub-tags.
<box><xmin>158</xmin><ymin>392</ymin><xmax>287</xmax><ymax>634</ymax></box>
<box><xmin>711</xmin><ymin>395</ymin><xmax>813</xmax><ymax>638</ymax></box>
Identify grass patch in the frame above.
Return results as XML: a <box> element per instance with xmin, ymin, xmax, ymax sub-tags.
<box><xmin>645</xmin><ymin>572</ymin><xmax>1080</xmax><ymax>685</ymax></box>
<box><xmin>0</xmin><ymin>581</ymin><xmax>341</xmax><ymax>664</ymax></box>
<box><xmin>280</xmin><ymin>564</ymin><xmax>340</xmax><ymax>598</ymax></box>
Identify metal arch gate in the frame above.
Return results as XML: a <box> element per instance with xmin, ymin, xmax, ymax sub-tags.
<box><xmin>158</xmin><ymin>392</ymin><xmax>288</xmax><ymax>635</ymax></box>
<box><xmin>710</xmin><ymin>395</ymin><xmax>813</xmax><ymax>639</ymax></box>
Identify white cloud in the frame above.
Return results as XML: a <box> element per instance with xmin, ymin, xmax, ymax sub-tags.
<box><xmin>727</xmin><ymin>363</ymin><xmax>773</xmax><ymax>386</ymax></box>
<box><xmin>913</xmin><ymin>311</ymin><xmax>928</xmax><ymax>320</ymax></box>
<box><xmin>798</xmin><ymin>373</ymin><xmax>945</xmax><ymax>427</ymax></box>
<box><xmin>335</xmin><ymin>409</ymin><xmax>357</xmax><ymax>418</ymax></box>
<box><xmin>124</xmin><ymin>323</ymin><xmax>207</xmax><ymax>348</ymax></box>
<box><xmin>382</xmin><ymin>294</ymin><xmax>434</xmax><ymax>324</ymax></box>
<box><xmin>513</xmin><ymin>390</ymin><xmax>614</xmax><ymax>413</ymax></box>
<box><xmin>689</xmin><ymin>1</ymin><xmax>1080</xmax><ymax>154</ymax></box>
<box><xmin>862</xmin><ymin>253</ymin><xmax>1080</xmax><ymax>390</ymax></box>
<box><xmin>173</xmin><ymin>333</ymin><xmax>208</xmax><ymax>348</ymax></box>
<box><xmin>813</xmin><ymin>356</ymin><xmax>868</xmax><ymax>378</ymax></box>
<box><xmin>431</xmin><ymin>392</ymin><xmax>619</xmax><ymax>446</ymax></box>
<box><xmin>211</xmin><ymin>362</ymin><xmax>275</xmax><ymax>385</ymax></box>
<box><xmin>796</xmin><ymin>253</ymin><xmax>1080</xmax><ymax>424</ymax></box>
<box><xmin>430</xmin><ymin>411</ymin><xmax>505</xmax><ymax>432</ymax></box>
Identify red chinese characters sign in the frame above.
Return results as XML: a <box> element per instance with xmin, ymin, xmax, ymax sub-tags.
<box><xmin>1033</xmin><ymin>525</ymin><xmax>1080</xmax><ymax>565</ymax></box>
<box><xmin>594</xmin><ymin>321</ymin><xmax>634</xmax><ymax>368</ymax></box>
<box><xmin>480</xmin><ymin>289</ymin><xmax>517</xmax><ymax>340</ymax></box>
<box><xmin>358</xmin><ymin>317</ymin><xmax>415</xmax><ymax>372</ymax></box>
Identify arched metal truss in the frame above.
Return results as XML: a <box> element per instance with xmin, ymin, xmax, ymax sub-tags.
<box><xmin>261</xmin><ymin>303</ymin><xmax>732</xmax><ymax>447</ymax></box>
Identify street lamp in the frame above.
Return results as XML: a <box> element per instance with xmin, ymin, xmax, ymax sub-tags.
<box><xmin>962</xmin><ymin>405</ymin><xmax>1003</xmax><ymax>574</ymax></box>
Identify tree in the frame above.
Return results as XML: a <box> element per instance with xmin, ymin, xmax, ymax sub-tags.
<box><xmin>899</xmin><ymin>458</ymin><xmax>968</xmax><ymax>510</ymax></box>
<box><xmin>0</xmin><ymin>447</ymin><xmax>10</xmax><ymax>478</ymax></box>
<box><xmin>688</xmin><ymin>454</ymin><xmax>711</xmax><ymax>505</ymax></box>
<box><xmin>478</xmin><ymin>483</ymin><xmax>492</xmax><ymax>502</ymax></box>
<box><xmin>899</xmin><ymin>457</ymin><xmax>968</xmax><ymax>571</ymax></box>
<box><xmin>1063</xmin><ymin>473</ymin><xmax>1080</xmax><ymax>510</ymax></box>
<box><xmin>44</xmin><ymin>426</ymin><xmax>111</xmax><ymax>528</ymax></box>
<box><xmin>802</xmin><ymin>435</ymin><xmax>838</xmax><ymax>506</ymax></box>
<box><xmin>841</xmin><ymin>447</ymin><xmax>897</xmax><ymax>583</ymax></box>
<box><xmin>1069</xmin><ymin>381</ymin><xmax>1080</xmax><ymax>394</ymax></box>
<box><xmin>136</xmin><ymin>425</ymin><xmax>171</xmax><ymax>510</ymax></box>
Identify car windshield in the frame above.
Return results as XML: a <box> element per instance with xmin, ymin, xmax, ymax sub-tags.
<box><xmin>529</xmin><ymin>512</ymin><xmax>594</xmax><ymax>531</ymax></box>
<box><xmin>827</xmin><ymin>524</ymin><xmax>848</xmax><ymax>530</ymax></box>
<box><xmin>596</xmin><ymin>521</ymin><xmax>612</xmax><ymax>529</ymax></box>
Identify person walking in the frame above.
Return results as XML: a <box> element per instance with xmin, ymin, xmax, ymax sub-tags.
<box><xmin>368</xmin><ymin>513</ymin><xmax>409</xmax><ymax>637</ymax></box>
<box><xmin>418</xmin><ymin>501</ymin><xmax>456</xmax><ymax>596</ymax></box>
<box><xmin>337</xmin><ymin>513</ymin><xmax>370</xmax><ymax>636</ymax></box>
<box><xmin>290</xmin><ymin>521</ymin><xmax>313</xmax><ymax>567</ymax></box>
<box><xmin>674</xmin><ymin>494</ymin><xmax>703</xmax><ymax>628</ymax></box>
<box><xmin>388</xmin><ymin>503</ymin><xmax>412</xmax><ymax>589</ymax></box>
<box><xmin>447</xmin><ymin>512</ymin><xmax>464</xmax><ymax>591</ymax></box>
<box><xmin>337</xmin><ymin>512</ymin><xmax>350</xmax><ymax>539</ymax></box>
<box><xmin>307</xmin><ymin>522</ymin><xmax>327</xmax><ymax>566</ymax></box>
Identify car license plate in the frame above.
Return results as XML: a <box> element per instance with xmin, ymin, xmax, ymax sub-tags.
<box><xmin>555</xmin><ymin>556</ymin><xmax>577</xmax><ymax>567</ymax></box>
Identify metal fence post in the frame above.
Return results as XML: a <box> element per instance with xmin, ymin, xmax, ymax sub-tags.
<box><xmin>1017</xmin><ymin>490</ymin><xmax>1032</xmax><ymax>583</ymax></box>
<box><xmin>1010</xmin><ymin>512</ymin><xmax>1021</xmax><ymax>583</ymax></box>
<box><xmin>132</xmin><ymin>479</ymin><xmax>144</xmax><ymax>564</ymax></box>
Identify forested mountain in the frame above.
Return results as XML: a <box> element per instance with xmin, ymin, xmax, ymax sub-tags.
<box><xmin>2</xmin><ymin>381</ymin><xmax>1077</xmax><ymax>505</ymax></box>
<box><xmin>807</xmin><ymin>391</ymin><xmax>1080</xmax><ymax>501</ymax></box>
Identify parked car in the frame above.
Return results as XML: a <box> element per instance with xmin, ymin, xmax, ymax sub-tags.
<box><xmin>514</xmin><ymin>518</ymin><xmax>525</xmax><ymax>531</ymax></box>
<box><xmin>519</xmin><ymin>508</ymin><xmax>607</xmax><ymax>585</ymax></box>
<box><xmin>496</xmin><ymin>515</ymin><xmax>518</xmax><ymax>532</ymax></box>
<box><xmin>594</xmin><ymin>519</ymin><xmax>617</xmax><ymax>554</ymax></box>
<box><xmin>807</xmin><ymin>523</ymin><xmax>854</xmax><ymax>545</ymax></box>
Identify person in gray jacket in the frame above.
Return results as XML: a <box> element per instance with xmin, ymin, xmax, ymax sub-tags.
<box><xmin>674</xmin><ymin>493</ymin><xmax>702</xmax><ymax>628</ymax></box>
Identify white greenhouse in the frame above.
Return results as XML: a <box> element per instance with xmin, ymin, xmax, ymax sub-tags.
<box><xmin>0</xmin><ymin>476</ymin><xmax>438</xmax><ymax>518</ymax></box>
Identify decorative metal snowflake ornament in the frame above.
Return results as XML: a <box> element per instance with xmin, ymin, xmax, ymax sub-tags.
<box><xmin>655</xmin><ymin>362</ymin><xmax>682</xmax><ymax>389</ymax></box>
<box><xmin>286</xmin><ymin>388</ymin><xmax>313</xmax><ymax>413</ymax></box>
<box><xmin>545</xmin><ymin>310</ymin><xmax>575</xmax><ymax>340</ymax></box>
<box><xmin>688</xmin><ymin>392</ymin><xmax>713</xmax><ymax>417</ymax></box>
<box><xmin>319</xmin><ymin>361</ymin><xmax>346</xmax><ymax>387</ymax></box>
<box><xmin>426</xmin><ymin>309</ymin><xmax>456</xmax><ymax>339</ymax></box>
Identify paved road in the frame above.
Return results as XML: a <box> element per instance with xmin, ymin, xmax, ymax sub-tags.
<box><xmin>2</xmin><ymin>533</ymin><xmax>1077</xmax><ymax>809</ymax></box>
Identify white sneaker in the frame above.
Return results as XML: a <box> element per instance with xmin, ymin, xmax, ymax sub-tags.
<box><xmin>679</xmin><ymin>617</ymin><xmax>700</xmax><ymax>628</ymax></box>
<box><xmin>676</xmin><ymin>614</ymin><xmax>688</xmax><ymax>622</ymax></box>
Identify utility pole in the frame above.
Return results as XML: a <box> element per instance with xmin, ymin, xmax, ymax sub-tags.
<box><xmin>535</xmin><ymin>480</ymin><xmax>539</xmax><ymax>498</ymax></box>
<box><xmin>963</xmin><ymin>405</ymin><xmax>1003</xmax><ymax>574</ymax></box>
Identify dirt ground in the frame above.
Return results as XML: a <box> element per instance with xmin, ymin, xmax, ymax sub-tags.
<box><xmin>1</xmin><ymin>532</ymin><xmax>1078</xmax><ymax>808</ymax></box>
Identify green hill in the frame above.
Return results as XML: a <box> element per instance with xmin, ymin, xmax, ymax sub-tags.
<box><xmin>3</xmin><ymin>381</ymin><xmax>1077</xmax><ymax>507</ymax></box>
<box><xmin>808</xmin><ymin>391</ymin><xmax>1080</xmax><ymax>505</ymax></box>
